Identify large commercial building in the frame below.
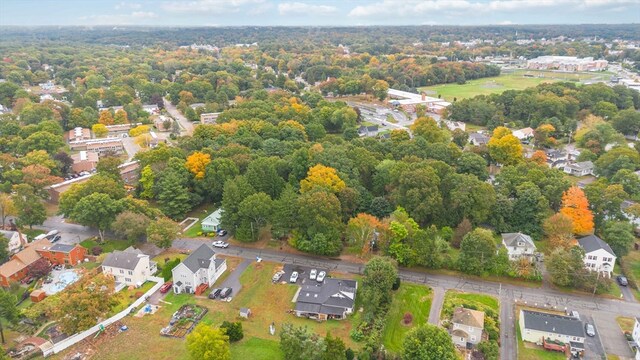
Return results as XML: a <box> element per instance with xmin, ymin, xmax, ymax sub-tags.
<box><xmin>526</xmin><ymin>56</ymin><xmax>608</xmax><ymax>72</ymax></box>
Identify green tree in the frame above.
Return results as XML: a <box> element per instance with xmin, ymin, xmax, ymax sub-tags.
<box><xmin>146</xmin><ymin>217</ymin><xmax>179</xmax><ymax>249</ymax></box>
<box><xmin>457</xmin><ymin>228</ymin><xmax>496</xmax><ymax>274</ymax></box>
<box><xmin>602</xmin><ymin>220</ymin><xmax>635</xmax><ymax>257</ymax></box>
<box><xmin>12</xmin><ymin>184</ymin><xmax>46</xmax><ymax>229</ymax></box>
<box><xmin>391</xmin><ymin>166</ymin><xmax>442</xmax><ymax>225</ymax></box>
<box><xmin>69</xmin><ymin>193</ymin><xmax>122</xmax><ymax>241</ymax></box>
<box><xmin>96</xmin><ymin>156</ymin><xmax>122</xmax><ymax>180</ymax></box>
<box><xmin>139</xmin><ymin>165</ymin><xmax>155</xmax><ymax>199</ymax></box>
<box><xmin>236</xmin><ymin>193</ymin><xmax>274</xmax><ymax>242</ymax></box>
<box><xmin>323</xmin><ymin>332</ymin><xmax>346</xmax><ymax>360</ymax></box>
<box><xmin>611</xmin><ymin>108</ymin><xmax>640</xmax><ymax>135</ymax></box>
<box><xmin>112</xmin><ymin>211</ymin><xmax>151</xmax><ymax>242</ymax></box>
<box><xmin>245</xmin><ymin>157</ymin><xmax>285</xmax><ymax>199</ymax></box>
<box><xmin>200</xmin><ymin>158</ymin><xmax>239</xmax><ymax>203</ymax></box>
<box><xmin>58</xmin><ymin>175</ymin><xmax>126</xmax><ymax>217</ymax></box>
<box><xmin>156</xmin><ymin>170</ymin><xmax>192</xmax><ymax>219</ymax></box>
<box><xmin>547</xmin><ymin>247</ymin><xmax>587</xmax><ymax>288</ymax></box>
<box><xmin>410</xmin><ymin>117</ymin><xmax>450</xmax><ymax>143</ymax></box>
<box><xmin>221</xmin><ymin>176</ymin><xmax>256</xmax><ymax>234</ymax></box>
<box><xmin>280</xmin><ymin>323</ymin><xmax>325</xmax><ymax>360</ymax></box>
<box><xmin>220</xmin><ymin>321</ymin><xmax>243</xmax><ymax>342</ymax></box>
<box><xmin>402</xmin><ymin>324</ymin><xmax>457</xmax><ymax>360</ymax></box>
<box><xmin>19</xmin><ymin>131</ymin><xmax>65</xmax><ymax>154</ymax></box>
<box><xmin>0</xmin><ymin>289</ymin><xmax>19</xmax><ymax>344</ymax></box>
<box><xmin>361</xmin><ymin>256</ymin><xmax>398</xmax><ymax>317</ymax></box>
<box><xmin>294</xmin><ymin>189</ymin><xmax>343</xmax><ymax>255</ymax></box>
<box><xmin>456</xmin><ymin>152</ymin><xmax>488</xmax><ymax>180</ymax></box>
<box><xmin>0</xmin><ymin>193</ymin><xmax>16</xmax><ymax>228</ymax></box>
<box><xmin>186</xmin><ymin>324</ymin><xmax>230</xmax><ymax>360</ymax></box>
<box><xmin>594</xmin><ymin>147</ymin><xmax>640</xmax><ymax>178</ymax></box>
<box><xmin>0</xmin><ymin>234</ymin><xmax>9</xmax><ymax>263</ymax></box>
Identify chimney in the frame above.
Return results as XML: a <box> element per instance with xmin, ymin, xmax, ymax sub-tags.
<box><xmin>421</xmin><ymin>92</ymin><xmax>426</xmax><ymax>101</ymax></box>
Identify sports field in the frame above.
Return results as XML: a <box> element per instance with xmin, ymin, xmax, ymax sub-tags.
<box><xmin>419</xmin><ymin>69</ymin><xmax>611</xmax><ymax>101</ymax></box>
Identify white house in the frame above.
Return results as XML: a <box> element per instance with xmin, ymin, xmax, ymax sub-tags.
<box><xmin>450</xmin><ymin>307</ymin><xmax>484</xmax><ymax>348</ymax></box>
<box><xmin>444</xmin><ymin>120</ymin><xmax>466</xmax><ymax>132</ymax></box>
<box><xmin>101</xmin><ymin>248</ymin><xmax>156</xmax><ymax>288</ymax></box>
<box><xmin>577</xmin><ymin>235</ymin><xmax>617</xmax><ymax>278</ymax></box>
<box><xmin>632</xmin><ymin>318</ymin><xmax>640</xmax><ymax>360</ymax></box>
<box><xmin>564</xmin><ymin>161</ymin><xmax>594</xmax><ymax>177</ymax></box>
<box><xmin>0</xmin><ymin>230</ymin><xmax>27</xmax><ymax>255</ymax></box>
<box><xmin>201</xmin><ymin>209</ymin><xmax>223</xmax><ymax>233</ymax></box>
<box><xmin>172</xmin><ymin>244</ymin><xmax>227</xmax><ymax>294</ymax></box>
<box><xmin>501</xmin><ymin>233</ymin><xmax>537</xmax><ymax>261</ymax></box>
<box><xmin>519</xmin><ymin>309</ymin><xmax>585</xmax><ymax>356</ymax></box>
<box><xmin>513</xmin><ymin>127</ymin><xmax>535</xmax><ymax>141</ymax></box>
<box><xmin>468</xmin><ymin>133</ymin><xmax>489</xmax><ymax>146</ymax></box>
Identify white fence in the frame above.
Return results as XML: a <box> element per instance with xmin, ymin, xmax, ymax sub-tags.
<box><xmin>42</xmin><ymin>276</ymin><xmax>164</xmax><ymax>357</ymax></box>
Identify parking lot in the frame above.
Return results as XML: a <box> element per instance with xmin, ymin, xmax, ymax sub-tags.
<box><xmin>280</xmin><ymin>264</ymin><xmax>329</xmax><ymax>285</ymax></box>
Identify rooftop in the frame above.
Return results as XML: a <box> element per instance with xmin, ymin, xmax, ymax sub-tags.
<box><xmin>181</xmin><ymin>244</ymin><xmax>217</xmax><ymax>273</ymax></box>
<box><xmin>48</xmin><ymin>243</ymin><xmax>76</xmax><ymax>253</ymax></box>
<box><xmin>452</xmin><ymin>307</ymin><xmax>485</xmax><ymax>329</ymax></box>
<box><xmin>295</xmin><ymin>278</ymin><xmax>357</xmax><ymax>315</ymax></box>
<box><xmin>102</xmin><ymin>250</ymin><xmax>146</xmax><ymax>271</ymax></box>
<box><xmin>578</xmin><ymin>234</ymin><xmax>615</xmax><ymax>256</ymax></box>
<box><xmin>501</xmin><ymin>232</ymin><xmax>536</xmax><ymax>249</ymax></box>
<box><xmin>521</xmin><ymin>309</ymin><xmax>585</xmax><ymax>338</ymax></box>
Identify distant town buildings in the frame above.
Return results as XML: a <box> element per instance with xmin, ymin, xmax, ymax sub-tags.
<box><xmin>526</xmin><ymin>56</ymin><xmax>608</xmax><ymax>72</ymax></box>
<box><xmin>387</xmin><ymin>89</ymin><xmax>451</xmax><ymax>115</ymax></box>
<box><xmin>70</xmin><ymin>151</ymin><xmax>99</xmax><ymax>173</ymax></box>
<box><xmin>200</xmin><ymin>112</ymin><xmax>220</xmax><ymax>124</ymax></box>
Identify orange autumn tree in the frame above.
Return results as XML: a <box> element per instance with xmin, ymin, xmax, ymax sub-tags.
<box><xmin>559</xmin><ymin>186</ymin><xmax>594</xmax><ymax>235</ymax></box>
<box><xmin>530</xmin><ymin>150</ymin><xmax>547</xmax><ymax>165</ymax></box>
<box><xmin>346</xmin><ymin>213</ymin><xmax>383</xmax><ymax>255</ymax></box>
<box><xmin>185</xmin><ymin>151</ymin><xmax>211</xmax><ymax>180</ymax></box>
<box><xmin>300</xmin><ymin>164</ymin><xmax>346</xmax><ymax>193</ymax></box>
<box><xmin>98</xmin><ymin>110</ymin><xmax>114</xmax><ymax>125</ymax></box>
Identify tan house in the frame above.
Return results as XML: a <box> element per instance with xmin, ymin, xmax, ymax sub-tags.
<box><xmin>451</xmin><ymin>307</ymin><xmax>485</xmax><ymax>348</ymax></box>
<box><xmin>67</xmin><ymin>127</ymin><xmax>91</xmax><ymax>142</ymax></box>
<box><xmin>101</xmin><ymin>248</ymin><xmax>156</xmax><ymax>289</ymax></box>
<box><xmin>70</xmin><ymin>151</ymin><xmax>99</xmax><ymax>173</ymax></box>
<box><xmin>0</xmin><ymin>239</ymin><xmax>52</xmax><ymax>287</ymax></box>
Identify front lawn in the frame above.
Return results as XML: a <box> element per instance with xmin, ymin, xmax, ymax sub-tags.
<box><xmin>80</xmin><ymin>238</ymin><xmax>133</xmax><ymax>254</ymax></box>
<box><xmin>444</xmin><ymin>291</ymin><xmax>499</xmax><ymax>311</ymax></box>
<box><xmin>382</xmin><ymin>283</ymin><xmax>432</xmax><ymax>353</ymax></box>
<box><xmin>616</xmin><ymin>316</ymin><xmax>635</xmax><ymax>333</ymax></box>
<box><xmin>230</xmin><ymin>337</ymin><xmax>283</xmax><ymax>359</ymax></box>
<box><xmin>182</xmin><ymin>203</ymin><xmax>218</xmax><ymax>238</ymax></box>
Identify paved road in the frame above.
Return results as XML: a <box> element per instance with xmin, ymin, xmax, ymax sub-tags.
<box><xmin>35</xmin><ymin>215</ymin><xmax>97</xmax><ymax>244</ymax></box>
<box><xmin>172</xmin><ymin>238</ymin><xmax>640</xmax><ymax>360</ymax></box>
<box><xmin>163</xmin><ymin>98</ymin><xmax>194</xmax><ymax>136</ymax></box>
<box><xmin>428</xmin><ymin>287</ymin><xmax>444</xmax><ymax>325</ymax></box>
<box><xmin>122</xmin><ymin>137</ymin><xmax>141</xmax><ymax>161</ymax></box>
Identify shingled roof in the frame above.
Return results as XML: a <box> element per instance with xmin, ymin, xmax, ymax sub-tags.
<box><xmin>578</xmin><ymin>235</ymin><xmax>615</xmax><ymax>256</ymax></box>
<box><xmin>182</xmin><ymin>244</ymin><xmax>217</xmax><ymax>273</ymax></box>
<box><xmin>452</xmin><ymin>307</ymin><xmax>485</xmax><ymax>329</ymax></box>
<box><xmin>521</xmin><ymin>310</ymin><xmax>585</xmax><ymax>338</ymax></box>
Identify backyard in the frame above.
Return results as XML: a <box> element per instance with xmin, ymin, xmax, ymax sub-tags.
<box><xmin>516</xmin><ymin>321</ymin><xmax>566</xmax><ymax>360</ymax></box>
<box><xmin>80</xmin><ymin>238</ymin><xmax>133</xmax><ymax>254</ymax></box>
<box><xmin>419</xmin><ymin>69</ymin><xmax>611</xmax><ymax>101</ymax></box>
<box><xmin>54</xmin><ymin>261</ymin><xmax>360</xmax><ymax>359</ymax></box>
<box><xmin>382</xmin><ymin>283</ymin><xmax>432</xmax><ymax>353</ymax></box>
<box><xmin>181</xmin><ymin>203</ymin><xmax>218</xmax><ymax>237</ymax></box>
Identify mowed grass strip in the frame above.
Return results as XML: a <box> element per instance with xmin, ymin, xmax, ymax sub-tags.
<box><xmin>382</xmin><ymin>283</ymin><xmax>432</xmax><ymax>353</ymax></box>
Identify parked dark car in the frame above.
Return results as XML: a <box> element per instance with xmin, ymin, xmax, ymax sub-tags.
<box><xmin>220</xmin><ymin>287</ymin><xmax>232</xmax><ymax>299</ymax></box>
<box><xmin>50</xmin><ymin>235</ymin><xmax>61</xmax><ymax>243</ymax></box>
<box><xmin>159</xmin><ymin>281</ymin><xmax>173</xmax><ymax>294</ymax></box>
<box><xmin>217</xmin><ymin>229</ymin><xmax>228</xmax><ymax>236</ymax></box>
<box><xmin>617</xmin><ymin>275</ymin><xmax>629</xmax><ymax>286</ymax></box>
<box><xmin>209</xmin><ymin>288</ymin><xmax>222</xmax><ymax>299</ymax></box>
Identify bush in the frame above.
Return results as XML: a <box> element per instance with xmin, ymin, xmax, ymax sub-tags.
<box><xmin>220</xmin><ymin>321</ymin><xmax>243</xmax><ymax>342</ymax></box>
<box><xmin>403</xmin><ymin>312</ymin><xmax>413</xmax><ymax>325</ymax></box>
<box><xmin>478</xmin><ymin>341</ymin><xmax>499</xmax><ymax>360</ymax></box>
<box><xmin>161</xmin><ymin>258</ymin><xmax>181</xmax><ymax>281</ymax></box>
<box><xmin>91</xmin><ymin>246</ymin><xmax>103</xmax><ymax>256</ymax></box>
<box><xmin>349</xmin><ymin>328</ymin><xmax>364</xmax><ymax>342</ymax></box>
<box><xmin>345</xmin><ymin>348</ymin><xmax>355</xmax><ymax>360</ymax></box>
<box><xmin>392</xmin><ymin>276</ymin><xmax>401</xmax><ymax>291</ymax></box>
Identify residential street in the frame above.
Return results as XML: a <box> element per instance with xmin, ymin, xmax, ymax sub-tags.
<box><xmin>172</xmin><ymin>238</ymin><xmax>639</xmax><ymax>360</ymax></box>
<box><xmin>163</xmin><ymin>98</ymin><xmax>194</xmax><ymax>136</ymax></box>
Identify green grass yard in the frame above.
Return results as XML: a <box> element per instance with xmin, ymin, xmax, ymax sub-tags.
<box><xmin>419</xmin><ymin>70</ymin><xmax>610</xmax><ymax>102</ymax></box>
<box><xmin>182</xmin><ymin>203</ymin><xmax>218</xmax><ymax>238</ymax></box>
<box><xmin>230</xmin><ymin>337</ymin><xmax>283</xmax><ymax>359</ymax></box>
<box><xmin>444</xmin><ymin>291</ymin><xmax>499</xmax><ymax>311</ymax></box>
<box><xmin>382</xmin><ymin>283</ymin><xmax>432</xmax><ymax>353</ymax></box>
<box><xmin>80</xmin><ymin>238</ymin><xmax>133</xmax><ymax>254</ymax></box>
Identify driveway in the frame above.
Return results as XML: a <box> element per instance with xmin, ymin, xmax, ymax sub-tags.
<box><xmin>214</xmin><ymin>259</ymin><xmax>252</xmax><ymax>300</ymax></box>
<box><xmin>618</xmin><ymin>282</ymin><xmax>637</xmax><ymax>303</ymax></box>
<box><xmin>428</xmin><ymin>287</ymin><xmax>444</xmax><ymax>325</ymax></box>
<box><xmin>582</xmin><ymin>314</ymin><xmax>607</xmax><ymax>360</ymax></box>
<box><xmin>592</xmin><ymin>312</ymin><xmax>634</xmax><ymax>359</ymax></box>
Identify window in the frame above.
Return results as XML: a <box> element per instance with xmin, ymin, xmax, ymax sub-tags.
<box><xmin>460</xmin><ymin>337</ymin><xmax>465</xmax><ymax>342</ymax></box>
<box><xmin>128</xmin><ymin>271</ymin><xmax>133</xmax><ymax>275</ymax></box>
<box><xmin>470</xmin><ymin>335</ymin><xmax>476</xmax><ymax>342</ymax></box>
<box><xmin>125</xmin><ymin>278</ymin><xmax>131</xmax><ymax>283</ymax></box>
<box><xmin>120</xmin><ymin>269</ymin><xmax>124</xmax><ymax>274</ymax></box>
<box><xmin>468</xmin><ymin>326</ymin><xmax>473</xmax><ymax>332</ymax></box>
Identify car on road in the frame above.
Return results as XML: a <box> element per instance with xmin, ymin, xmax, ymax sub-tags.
<box><xmin>209</xmin><ymin>288</ymin><xmax>222</xmax><ymax>299</ymax></box>
<box><xmin>160</xmin><ymin>281</ymin><xmax>173</xmax><ymax>294</ymax></box>
<box><xmin>585</xmin><ymin>323</ymin><xmax>595</xmax><ymax>337</ymax></box>
<box><xmin>567</xmin><ymin>310</ymin><xmax>580</xmax><ymax>320</ymax></box>
<box><xmin>316</xmin><ymin>271</ymin><xmax>326</xmax><ymax>283</ymax></box>
<box><xmin>217</xmin><ymin>229</ymin><xmax>228</xmax><ymax>236</ymax></box>
<box><xmin>617</xmin><ymin>275</ymin><xmax>628</xmax><ymax>286</ymax></box>
<box><xmin>309</xmin><ymin>269</ymin><xmax>317</xmax><ymax>280</ymax></box>
<box><xmin>272</xmin><ymin>270</ymin><xmax>285</xmax><ymax>282</ymax></box>
<box><xmin>290</xmin><ymin>271</ymin><xmax>299</xmax><ymax>283</ymax></box>
<box><xmin>220</xmin><ymin>287</ymin><xmax>232</xmax><ymax>299</ymax></box>
<box><xmin>212</xmin><ymin>240</ymin><xmax>229</xmax><ymax>248</ymax></box>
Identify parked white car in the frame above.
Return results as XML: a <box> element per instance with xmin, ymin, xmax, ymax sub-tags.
<box><xmin>290</xmin><ymin>271</ymin><xmax>299</xmax><ymax>283</ymax></box>
<box><xmin>316</xmin><ymin>271</ymin><xmax>326</xmax><ymax>282</ymax></box>
<box><xmin>272</xmin><ymin>271</ymin><xmax>285</xmax><ymax>282</ymax></box>
<box><xmin>212</xmin><ymin>240</ymin><xmax>229</xmax><ymax>248</ymax></box>
<box><xmin>309</xmin><ymin>269</ymin><xmax>317</xmax><ymax>280</ymax></box>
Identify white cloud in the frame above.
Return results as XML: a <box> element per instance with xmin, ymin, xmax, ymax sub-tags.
<box><xmin>115</xmin><ymin>2</ymin><xmax>142</xmax><ymax>10</ymax></box>
<box><xmin>278</xmin><ymin>2</ymin><xmax>338</xmax><ymax>15</ymax></box>
<box><xmin>349</xmin><ymin>0</ymin><xmax>640</xmax><ymax>17</ymax></box>
<box><xmin>161</xmin><ymin>0</ymin><xmax>265</xmax><ymax>14</ymax></box>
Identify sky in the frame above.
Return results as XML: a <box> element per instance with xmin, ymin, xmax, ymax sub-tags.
<box><xmin>1</xmin><ymin>0</ymin><xmax>639</xmax><ymax>27</ymax></box>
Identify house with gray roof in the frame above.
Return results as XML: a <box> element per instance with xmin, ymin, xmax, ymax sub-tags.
<box><xmin>501</xmin><ymin>233</ymin><xmax>537</xmax><ymax>261</ymax></box>
<box><xmin>564</xmin><ymin>161</ymin><xmax>594</xmax><ymax>177</ymax></box>
<box><xmin>468</xmin><ymin>133</ymin><xmax>489</xmax><ymax>146</ymax></box>
<box><xmin>578</xmin><ymin>235</ymin><xmax>616</xmax><ymax>277</ymax></box>
<box><xmin>171</xmin><ymin>244</ymin><xmax>227</xmax><ymax>294</ymax></box>
<box><xmin>519</xmin><ymin>309</ymin><xmax>585</xmax><ymax>355</ymax></box>
<box><xmin>101</xmin><ymin>248</ymin><xmax>156</xmax><ymax>289</ymax></box>
<box><xmin>294</xmin><ymin>278</ymin><xmax>357</xmax><ymax>321</ymax></box>
<box><xmin>358</xmin><ymin>125</ymin><xmax>379</xmax><ymax>137</ymax></box>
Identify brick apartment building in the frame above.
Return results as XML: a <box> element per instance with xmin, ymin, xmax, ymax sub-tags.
<box><xmin>36</xmin><ymin>243</ymin><xmax>87</xmax><ymax>266</ymax></box>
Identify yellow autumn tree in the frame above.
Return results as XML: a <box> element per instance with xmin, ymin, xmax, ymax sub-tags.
<box><xmin>185</xmin><ymin>151</ymin><xmax>211</xmax><ymax>180</ymax></box>
<box><xmin>487</xmin><ymin>126</ymin><xmax>523</xmax><ymax>166</ymax></box>
<box><xmin>129</xmin><ymin>125</ymin><xmax>150</xmax><ymax>137</ymax></box>
<box><xmin>92</xmin><ymin>123</ymin><xmax>108</xmax><ymax>138</ymax></box>
<box><xmin>559</xmin><ymin>186</ymin><xmax>594</xmax><ymax>235</ymax></box>
<box><xmin>300</xmin><ymin>164</ymin><xmax>346</xmax><ymax>193</ymax></box>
